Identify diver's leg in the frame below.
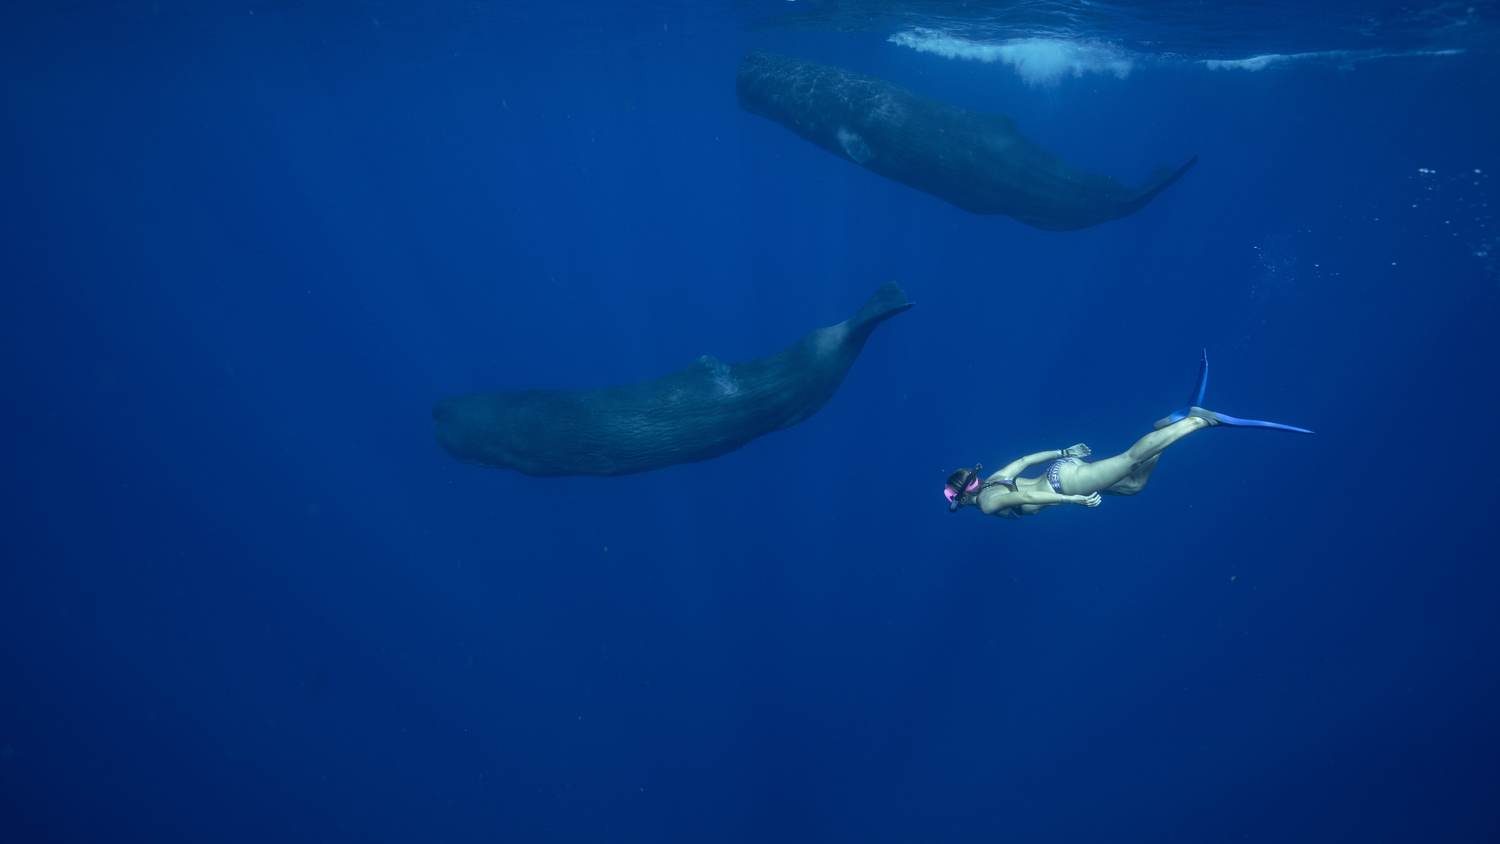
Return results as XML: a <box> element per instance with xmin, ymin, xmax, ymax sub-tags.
<box><xmin>1101</xmin><ymin>453</ymin><xmax>1160</xmax><ymax>496</ymax></box>
<box><xmin>1058</xmin><ymin>418</ymin><xmax>1207</xmax><ymax>494</ymax></box>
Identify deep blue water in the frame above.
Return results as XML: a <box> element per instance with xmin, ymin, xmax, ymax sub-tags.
<box><xmin>2</xmin><ymin>2</ymin><xmax>1497</xmax><ymax>841</ymax></box>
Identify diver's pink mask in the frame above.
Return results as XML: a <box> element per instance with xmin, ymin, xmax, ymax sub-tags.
<box><xmin>944</xmin><ymin>473</ymin><xmax>982</xmax><ymax>510</ymax></box>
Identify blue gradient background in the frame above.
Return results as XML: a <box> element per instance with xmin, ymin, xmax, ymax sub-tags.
<box><xmin>1</xmin><ymin>2</ymin><xmax>1496</xmax><ymax>841</ymax></box>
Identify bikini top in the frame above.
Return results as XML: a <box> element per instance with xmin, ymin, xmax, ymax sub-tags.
<box><xmin>985</xmin><ymin>477</ymin><xmax>1025</xmax><ymax>519</ymax></box>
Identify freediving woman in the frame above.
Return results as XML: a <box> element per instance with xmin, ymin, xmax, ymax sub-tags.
<box><xmin>944</xmin><ymin>351</ymin><xmax>1313</xmax><ymax>520</ymax></box>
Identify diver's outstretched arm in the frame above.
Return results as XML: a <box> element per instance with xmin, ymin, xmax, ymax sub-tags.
<box><xmin>989</xmin><ymin>443</ymin><xmax>1090</xmax><ymax>482</ymax></box>
<box><xmin>977</xmin><ymin>488</ymin><xmax>1101</xmax><ymax>515</ymax></box>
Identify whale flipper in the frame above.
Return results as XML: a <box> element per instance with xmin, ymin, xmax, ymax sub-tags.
<box><xmin>736</xmin><ymin>50</ymin><xmax>1195</xmax><ymax>232</ymax></box>
<box><xmin>432</xmin><ymin>283</ymin><xmax>915</xmax><ymax>477</ymax></box>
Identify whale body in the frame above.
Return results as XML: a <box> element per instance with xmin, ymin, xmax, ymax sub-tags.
<box><xmin>432</xmin><ymin>282</ymin><xmax>914</xmax><ymax>477</ymax></box>
<box><xmin>736</xmin><ymin>50</ymin><xmax>1196</xmax><ymax>232</ymax></box>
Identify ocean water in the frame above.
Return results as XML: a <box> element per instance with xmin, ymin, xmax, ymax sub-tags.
<box><xmin>1</xmin><ymin>1</ymin><xmax>1496</xmax><ymax>841</ymax></box>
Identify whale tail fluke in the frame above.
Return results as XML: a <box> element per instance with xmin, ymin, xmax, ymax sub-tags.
<box><xmin>1136</xmin><ymin>156</ymin><xmax>1198</xmax><ymax>198</ymax></box>
<box><xmin>850</xmin><ymin>281</ymin><xmax>915</xmax><ymax>330</ymax></box>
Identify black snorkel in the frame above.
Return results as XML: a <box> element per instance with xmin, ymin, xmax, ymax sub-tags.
<box><xmin>947</xmin><ymin>463</ymin><xmax>983</xmax><ymax>513</ymax></box>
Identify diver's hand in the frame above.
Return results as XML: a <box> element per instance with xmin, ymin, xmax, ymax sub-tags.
<box><xmin>1062</xmin><ymin>443</ymin><xmax>1091</xmax><ymax>458</ymax></box>
<box><xmin>1067</xmin><ymin>493</ymin><xmax>1102</xmax><ymax>507</ymax></box>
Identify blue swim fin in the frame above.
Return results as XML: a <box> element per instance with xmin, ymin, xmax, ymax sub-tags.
<box><xmin>1206</xmin><ymin>411</ymin><xmax>1315</xmax><ymax>434</ymax></box>
<box><xmin>1168</xmin><ymin>349</ymin><xmax>1314</xmax><ymax>434</ymax></box>
<box><xmin>1165</xmin><ymin>349</ymin><xmax>1209</xmax><ymax>425</ymax></box>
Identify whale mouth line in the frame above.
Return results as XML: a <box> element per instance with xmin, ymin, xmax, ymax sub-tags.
<box><xmin>567</xmin><ymin>453</ymin><xmax>619</xmax><ymax>476</ymax></box>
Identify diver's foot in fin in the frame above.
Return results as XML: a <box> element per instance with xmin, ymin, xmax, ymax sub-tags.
<box><xmin>1186</xmin><ymin>407</ymin><xmax>1223</xmax><ymax>426</ymax></box>
<box><xmin>1156</xmin><ymin>348</ymin><xmax>1213</xmax><ymax>430</ymax></box>
<box><xmin>1154</xmin><ymin>407</ymin><xmax>1220</xmax><ymax>430</ymax></box>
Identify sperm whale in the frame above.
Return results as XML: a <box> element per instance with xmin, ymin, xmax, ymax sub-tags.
<box><xmin>432</xmin><ymin>282</ymin><xmax>914</xmax><ymax>477</ymax></box>
<box><xmin>736</xmin><ymin>50</ymin><xmax>1196</xmax><ymax>231</ymax></box>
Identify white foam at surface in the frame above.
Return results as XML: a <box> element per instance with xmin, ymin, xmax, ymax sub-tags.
<box><xmin>1204</xmin><ymin>48</ymin><xmax>1462</xmax><ymax>71</ymax></box>
<box><xmin>888</xmin><ymin>29</ymin><xmax>1134</xmax><ymax>86</ymax></box>
<box><xmin>1203</xmin><ymin>54</ymin><xmax>1296</xmax><ymax>71</ymax></box>
<box><xmin>889</xmin><ymin>28</ymin><xmax>1466</xmax><ymax>80</ymax></box>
